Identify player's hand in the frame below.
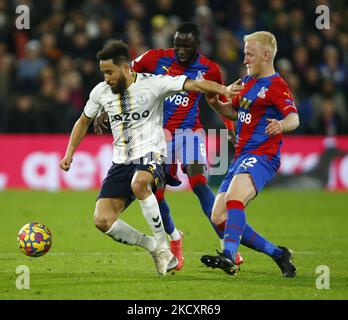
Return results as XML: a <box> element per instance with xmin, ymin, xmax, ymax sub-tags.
<box><xmin>93</xmin><ymin>109</ymin><xmax>109</xmax><ymax>134</ymax></box>
<box><xmin>265</xmin><ymin>118</ymin><xmax>283</xmax><ymax>136</ymax></box>
<box><xmin>226</xmin><ymin>79</ymin><xmax>243</xmax><ymax>99</ymax></box>
<box><xmin>59</xmin><ymin>156</ymin><xmax>73</xmax><ymax>171</ymax></box>
<box><xmin>206</xmin><ymin>94</ymin><xmax>231</xmax><ymax>109</ymax></box>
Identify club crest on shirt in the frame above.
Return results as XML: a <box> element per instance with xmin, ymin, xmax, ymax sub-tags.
<box><xmin>136</xmin><ymin>95</ymin><xmax>148</xmax><ymax>105</ymax></box>
<box><xmin>257</xmin><ymin>87</ymin><xmax>268</xmax><ymax>98</ymax></box>
<box><xmin>196</xmin><ymin>71</ymin><xmax>206</xmax><ymax>80</ymax></box>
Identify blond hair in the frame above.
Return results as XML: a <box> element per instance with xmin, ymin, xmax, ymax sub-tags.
<box><xmin>244</xmin><ymin>31</ymin><xmax>277</xmax><ymax>59</ymax></box>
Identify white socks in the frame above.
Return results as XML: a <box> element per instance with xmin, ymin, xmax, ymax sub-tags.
<box><xmin>105</xmin><ymin>219</ymin><xmax>156</xmax><ymax>252</ymax></box>
<box><xmin>139</xmin><ymin>193</ymin><xmax>168</xmax><ymax>250</ymax></box>
<box><xmin>169</xmin><ymin>228</ymin><xmax>181</xmax><ymax>241</ymax></box>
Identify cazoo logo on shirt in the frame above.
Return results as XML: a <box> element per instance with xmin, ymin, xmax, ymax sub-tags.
<box><xmin>111</xmin><ymin>110</ymin><xmax>150</xmax><ymax>122</ymax></box>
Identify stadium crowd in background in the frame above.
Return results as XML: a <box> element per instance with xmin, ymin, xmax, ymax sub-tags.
<box><xmin>0</xmin><ymin>0</ymin><xmax>347</xmax><ymax>135</ymax></box>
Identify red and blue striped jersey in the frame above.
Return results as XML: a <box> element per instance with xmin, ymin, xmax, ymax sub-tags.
<box><xmin>232</xmin><ymin>73</ymin><xmax>298</xmax><ymax>160</ymax></box>
<box><xmin>132</xmin><ymin>48</ymin><xmax>232</xmax><ymax>134</ymax></box>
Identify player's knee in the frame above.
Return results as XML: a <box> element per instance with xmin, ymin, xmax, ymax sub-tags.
<box><xmin>94</xmin><ymin>210</ymin><xmax>114</xmax><ymax>233</ymax></box>
<box><xmin>94</xmin><ymin>215</ymin><xmax>108</xmax><ymax>233</ymax></box>
<box><xmin>131</xmin><ymin>179</ymin><xmax>148</xmax><ymax>198</ymax></box>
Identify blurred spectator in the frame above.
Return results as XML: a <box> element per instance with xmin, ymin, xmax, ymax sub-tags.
<box><xmin>40</xmin><ymin>32</ymin><xmax>63</xmax><ymax>63</ymax></box>
<box><xmin>214</xmin><ymin>30</ymin><xmax>240</xmax><ymax>83</ymax></box>
<box><xmin>124</xmin><ymin>20</ymin><xmax>148</xmax><ymax>59</ymax></box>
<box><xmin>311</xmin><ymin>79</ymin><xmax>348</xmax><ymax>132</ymax></box>
<box><xmin>276</xmin><ymin>58</ymin><xmax>292</xmax><ymax>77</ymax></box>
<box><xmin>313</xmin><ymin>98</ymin><xmax>346</xmax><ymax>135</ymax></box>
<box><xmin>272</xmin><ymin>12</ymin><xmax>293</xmax><ymax>60</ymax></box>
<box><xmin>194</xmin><ymin>5</ymin><xmax>216</xmax><ymax>57</ymax></box>
<box><xmin>150</xmin><ymin>15</ymin><xmax>172</xmax><ymax>49</ymax></box>
<box><xmin>0</xmin><ymin>43</ymin><xmax>14</xmax><ymax>100</ymax></box>
<box><xmin>16</xmin><ymin>40</ymin><xmax>48</xmax><ymax>93</ymax></box>
<box><xmin>306</xmin><ymin>32</ymin><xmax>323</xmax><ymax>65</ymax></box>
<box><xmin>319</xmin><ymin>45</ymin><xmax>346</xmax><ymax>89</ymax></box>
<box><xmin>60</xmin><ymin>71</ymin><xmax>85</xmax><ymax>112</ymax></box>
<box><xmin>292</xmin><ymin>46</ymin><xmax>310</xmax><ymax>80</ymax></box>
<box><xmin>5</xmin><ymin>94</ymin><xmax>44</xmax><ymax>133</ymax></box>
<box><xmin>260</xmin><ymin>0</ymin><xmax>286</xmax><ymax>30</ymax></box>
<box><xmin>303</xmin><ymin>65</ymin><xmax>321</xmax><ymax>95</ymax></box>
<box><xmin>0</xmin><ymin>0</ymin><xmax>347</xmax><ymax>136</ymax></box>
<box><xmin>78</xmin><ymin>57</ymin><xmax>102</xmax><ymax>101</ymax></box>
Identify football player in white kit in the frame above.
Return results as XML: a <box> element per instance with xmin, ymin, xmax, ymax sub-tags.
<box><xmin>59</xmin><ymin>40</ymin><xmax>239</xmax><ymax>275</ymax></box>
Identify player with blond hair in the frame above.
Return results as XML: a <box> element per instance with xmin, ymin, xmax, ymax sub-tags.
<box><xmin>201</xmin><ymin>31</ymin><xmax>299</xmax><ymax>277</ymax></box>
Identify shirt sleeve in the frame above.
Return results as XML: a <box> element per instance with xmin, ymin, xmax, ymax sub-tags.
<box><xmin>270</xmin><ymin>80</ymin><xmax>298</xmax><ymax>117</ymax></box>
<box><xmin>156</xmin><ymin>74</ymin><xmax>188</xmax><ymax>97</ymax></box>
<box><xmin>83</xmin><ymin>84</ymin><xmax>103</xmax><ymax>118</ymax></box>
<box><xmin>131</xmin><ymin>49</ymin><xmax>156</xmax><ymax>73</ymax></box>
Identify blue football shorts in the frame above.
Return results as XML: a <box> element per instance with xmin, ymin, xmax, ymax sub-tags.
<box><xmin>218</xmin><ymin>153</ymin><xmax>280</xmax><ymax>194</ymax></box>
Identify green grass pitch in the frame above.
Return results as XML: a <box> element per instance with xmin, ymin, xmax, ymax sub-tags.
<box><xmin>0</xmin><ymin>189</ymin><xmax>347</xmax><ymax>300</ymax></box>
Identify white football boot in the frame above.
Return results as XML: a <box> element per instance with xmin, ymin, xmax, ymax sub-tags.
<box><xmin>150</xmin><ymin>248</ymin><xmax>178</xmax><ymax>275</ymax></box>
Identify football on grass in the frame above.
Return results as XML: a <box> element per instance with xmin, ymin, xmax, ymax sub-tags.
<box><xmin>18</xmin><ymin>222</ymin><xmax>52</xmax><ymax>257</ymax></box>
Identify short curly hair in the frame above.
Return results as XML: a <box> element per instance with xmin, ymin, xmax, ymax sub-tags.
<box><xmin>97</xmin><ymin>40</ymin><xmax>131</xmax><ymax>65</ymax></box>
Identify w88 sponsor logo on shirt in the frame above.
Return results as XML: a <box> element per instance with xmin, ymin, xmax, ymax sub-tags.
<box><xmin>165</xmin><ymin>94</ymin><xmax>190</xmax><ymax>107</ymax></box>
<box><xmin>238</xmin><ymin>111</ymin><xmax>252</xmax><ymax>124</ymax></box>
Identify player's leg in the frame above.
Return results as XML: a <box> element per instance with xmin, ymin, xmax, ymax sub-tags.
<box><xmin>131</xmin><ymin>170</ymin><xmax>168</xmax><ymax>250</ymax></box>
<box><xmin>131</xmin><ymin>153</ymin><xmax>178</xmax><ymax>273</ymax></box>
<box><xmin>155</xmin><ymin>178</ymin><xmax>184</xmax><ymax>270</ymax></box>
<box><xmin>179</xmin><ymin>129</ymin><xmax>224</xmax><ymax>237</ymax></box>
<box><xmin>157</xmin><ymin>137</ymin><xmax>184</xmax><ymax>269</ymax></box>
<box><xmin>222</xmin><ymin>173</ymin><xmax>256</xmax><ymax>262</ymax></box>
<box><xmin>213</xmin><ymin>155</ymin><xmax>296</xmax><ymax>277</ymax></box>
<box><xmin>94</xmin><ymin>162</ymin><xmax>156</xmax><ymax>252</ymax></box>
<box><xmin>186</xmin><ymin>162</ymin><xmax>224</xmax><ymax>238</ymax></box>
<box><xmin>155</xmin><ymin>165</ymin><xmax>182</xmax><ymax>243</ymax></box>
<box><xmin>94</xmin><ymin>197</ymin><xmax>156</xmax><ymax>252</ymax></box>
<box><xmin>200</xmin><ymin>173</ymin><xmax>253</xmax><ymax>275</ymax></box>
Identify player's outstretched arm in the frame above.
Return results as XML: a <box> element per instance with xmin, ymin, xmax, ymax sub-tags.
<box><xmin>183</xmin><ymin>79</ymin><xmax>227</xmax><ymax>96</ymax></box>
<box><xmin>265</xmin><ymin>113</ymin><xmax>300</xmax><ymax>136</ymax></box>
<box><xmin>59</xmin><ymin>113</ymin><xmax>92</xmax><ymax>171</ymax></box>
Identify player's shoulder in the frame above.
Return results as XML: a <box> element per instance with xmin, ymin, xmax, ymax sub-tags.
<box><xmin>135</xmin><ymin>72</ymin><xmax>173</xmax><ymax>84</ymax></box>
<box><xmin>197</xmin><ymin>54</ymin><xmax>223</xmax><ymax>81</ymax></box>
<box><xmin>269</xmin><ymin>73</ymin><xmax>291</xmax><ymax>90</ymax></box>
<box><xmin>145</xmin><ymin>48</ymin><xmax>174</xmax><ymax>59</ymax></box>
<box><xmin>90</xmin><ymin>81</ymin><xmax>110</xmax><ymax>97</ymax></box>
<box><xmin>270</xmin><ymin>73</ymin><xmax>288</xmax><ymax>85</ymax></box>
<box><xmin>198</xmin><ymin>53</ymin><xmax>220</xmax><ymax>70</ymax></box>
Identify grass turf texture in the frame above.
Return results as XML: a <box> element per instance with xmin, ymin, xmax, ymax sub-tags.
<box><xmin>0</xmin><ymin>190</ymin><xmax>347</xmax><ymax>300</ymax></box>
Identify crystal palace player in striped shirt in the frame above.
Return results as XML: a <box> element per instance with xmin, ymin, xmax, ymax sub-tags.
<box><xmin>130</xmin><ymin>23</ymin><xmax>243</xmax><ymax>270</ymax></box>
<box><xmin>201</xmin><ymin>31</ymin><xmax>299</xmax><ymax>277</ymax></box>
